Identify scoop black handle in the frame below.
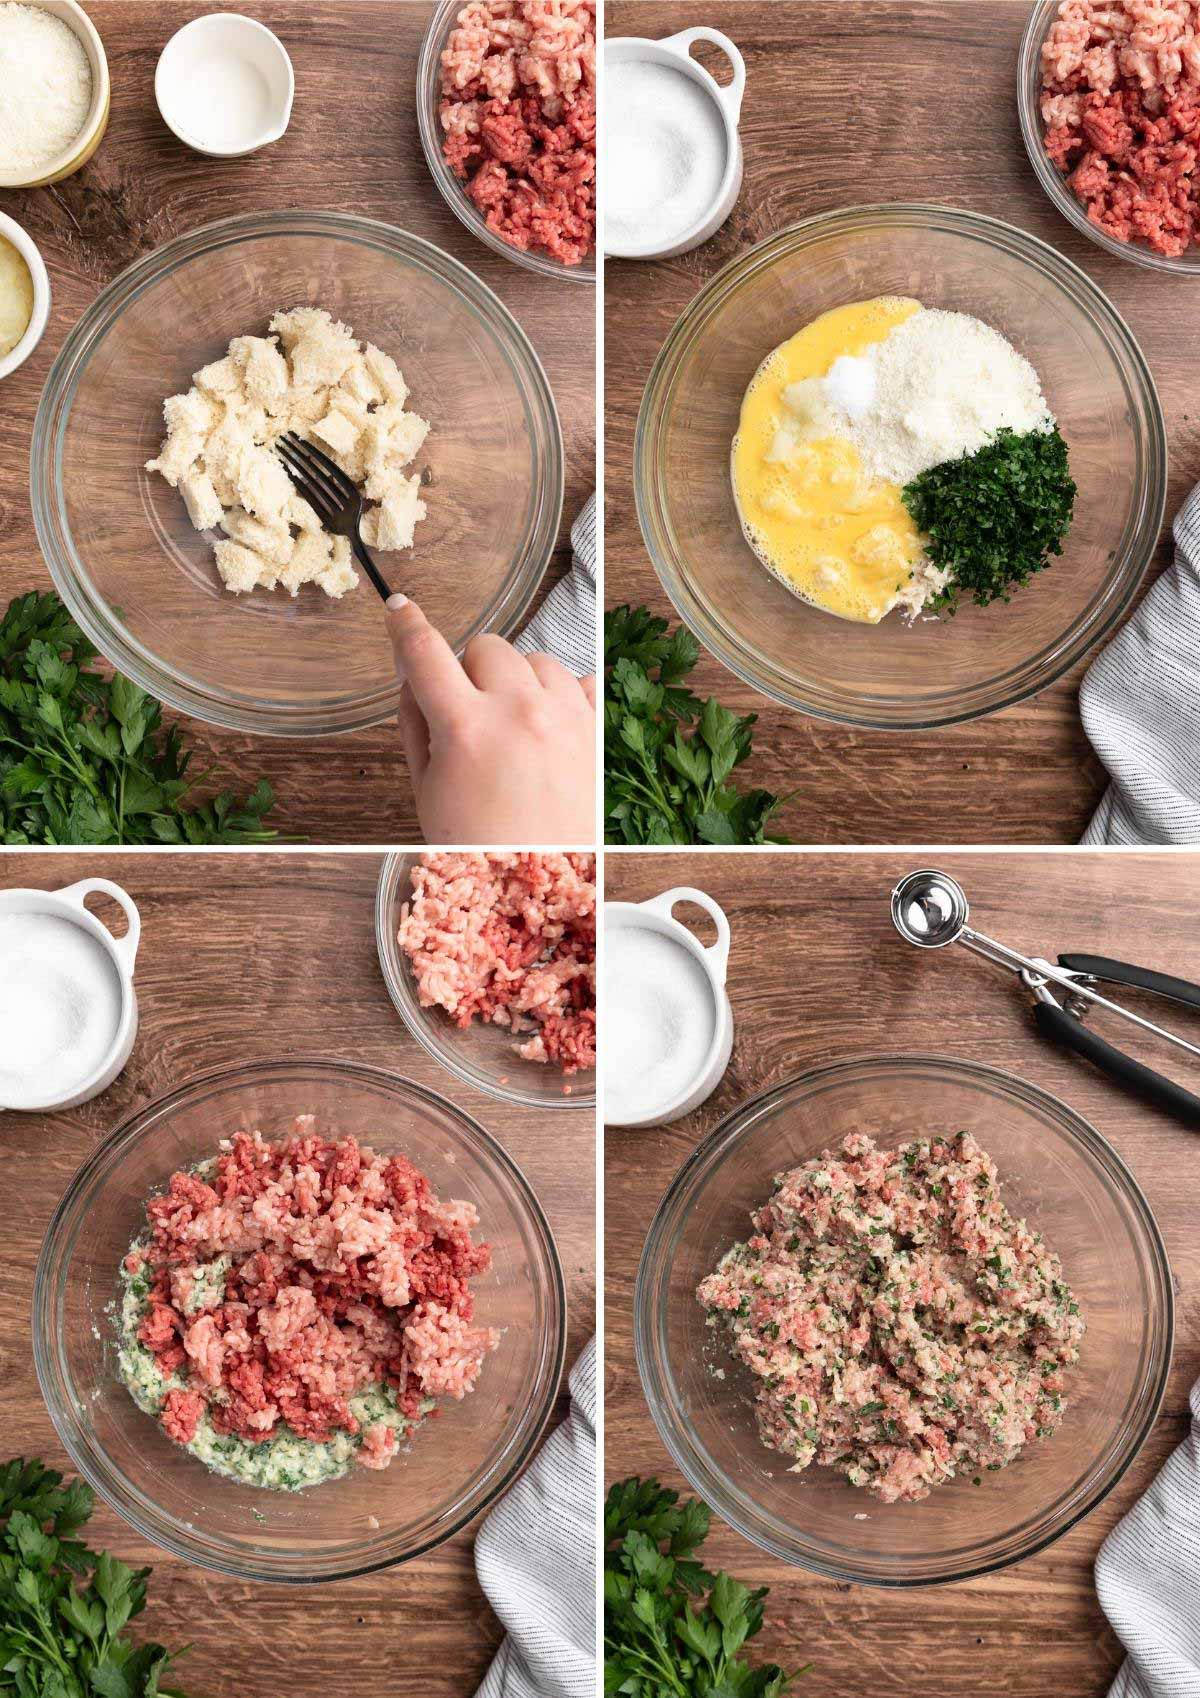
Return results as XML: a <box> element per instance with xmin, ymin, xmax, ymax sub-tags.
<box><xmin>1033</xmin><ymin>1002</ymin><xmax>1200</xmax><ymax>1127</ymax></box>
<box><xmin>1058</xmin><ymin>953</ymin><xmax>1200</xmax><ymax>1014</ymax></box>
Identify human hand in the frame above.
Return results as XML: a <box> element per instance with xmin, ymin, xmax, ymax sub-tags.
<box><xmin>386</xmin><ymin>594</ymin><xmax>596</xmax><ymax>845</ymax></box>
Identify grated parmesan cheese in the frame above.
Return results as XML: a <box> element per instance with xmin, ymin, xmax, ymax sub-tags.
<box><xmin>828</xmin><ymin>308</ymin><xmax>1054</xmax><ymax>488</ymax></box>
<box><xmin>0</xmin><ymin>2</ymin><xmax>92</xmax><ymax>178</ymax></box>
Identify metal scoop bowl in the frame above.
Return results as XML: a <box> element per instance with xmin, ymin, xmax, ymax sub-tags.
<box><xmin>891</xmin><ymin>869</ymin><xmax>1200</xmax><ymax>1128</ymax></box>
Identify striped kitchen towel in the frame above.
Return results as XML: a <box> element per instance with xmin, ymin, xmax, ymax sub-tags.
<box><xmin>1097</xmin><ymin>1379</ymin><xmax>1200</xmax><ymax>1698</ymax></box>
<box><xmin>515</xmin><ymin>495</ymin><xmax>597</xmax><ymax>678</ymax></box>
<box><xmin>475</xmin><ymin>1338</ymin><xmax>596</xmax><ymax>1698</ymax></box>
<box><xmin>1081</xmin><ymin>483</ymin><xmax>1200</xmax><ymax>844</ymax></box>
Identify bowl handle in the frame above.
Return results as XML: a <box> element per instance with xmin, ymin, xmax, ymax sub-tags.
<box><xmin>658</xmin><ymin>27</ymin><xmax>746</xmax><ymax>125</ymax></box>
<box><xmin>55</xmin><ymin>878</ymin><xmax>141</xmax><ymax>972</ymax></box>
<box><xmin>639</xmin><ymin>886</ymin><xmax>731</xmax><ymax>985</ymax></box>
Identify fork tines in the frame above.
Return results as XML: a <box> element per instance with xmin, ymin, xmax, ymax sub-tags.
<box><xmin>275</xmin><ymin>431</ymin><xmax>360</xmax><ymax>521</ymax></box>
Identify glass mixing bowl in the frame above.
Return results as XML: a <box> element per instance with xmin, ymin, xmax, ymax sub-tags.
<box><xmin>636</xmin><ymin>1055</ymin><xmax>1173</xmax><ymax>1586</ymax></box>
<box><xmin>33</xmin><ymin>1058</ymin><xmax>566</xmax><ymax>1582</ymax></box>
<box><xmin>31</xmin><ymin>210</ymin><xmax>564</xmax><ymax>737</ymax></box>
<box><xmin>1018</xmin><ymin>0</ymin><xmax>1200</xmax><ymax>275</ymax></box>
<box><xmin>416</xmin><ymin>0</ymin><xmax>596</xmax><ymax>285</ymax></box>
<box><xmin>376</xmin><ymin>853</ymin><xmax>596</xmax><ymax>1112</ymax></box>
<box><xmin>635</xmin><ymin>204</ymin><xmax>1167</xmax><ymax>728</ymax></box>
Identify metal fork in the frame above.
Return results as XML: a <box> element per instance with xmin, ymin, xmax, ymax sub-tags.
<box><xmin>274</xmin><ymin>430</ymin><xmax>392</xmax><ymax>602</ymax></box>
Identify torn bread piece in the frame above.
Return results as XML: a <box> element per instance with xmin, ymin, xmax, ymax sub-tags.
<box><xmin>144</xmin><ymin>307</ymin><xmax>431</xmax><ymax>599</ymax></box>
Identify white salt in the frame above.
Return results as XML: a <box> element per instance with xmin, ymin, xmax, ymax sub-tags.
<box><xmin>605</xmin><ymin>926</ymin><xmax>716</xmax><ymax>1122</ymax></box>
<box><xmin>823</xmin><ymin>354</ymin><xmax>875</xmax><ymax>421</ymax></box>
<box><xmin>604</xmin><ymin>59</ymin><xmax>727</xmax><ymax>251</ymax></box>
<box><xmin>0</xmin><ymin>913</ymin><xmax>122</xmax><ymax>1105</ymax></box>
<box><xmin>0</xmin><ymin>2</ymin><xmax>92</xmax><ymax>177</ymax></box>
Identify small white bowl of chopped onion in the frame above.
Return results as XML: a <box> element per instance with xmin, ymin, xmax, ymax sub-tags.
<box><xmin>0</xmin><ymin>211</ymin><xmax>50</xmax><ymax>381</ymax></box>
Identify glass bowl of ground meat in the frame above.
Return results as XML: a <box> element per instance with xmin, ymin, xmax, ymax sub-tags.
<box><xmin>417</xmin><ymin>0</ymin><xmax>596</xmax><ymax>282</ymax></box>
<box><xmin>33</xmin><ymin>1058</ymin><xmax>566</xmax><ymax>1581</ymax></box>
<box><xmin>1020</xmin><ymin>0</ymin><xmax>1200</xmax><ymax>273</ymax></box>
<box><xmin>376</xmin><ymin>852</ymin><xmax>596</xmax><ymax>1111</ymax></box>
<box><xmin>636</xmin><ymin>1055</ymin><xmax>1173</xmax><ymax>1586</ymax></box>
<box><xmin>636</xmin><ymin>203</ymin><xmax>1167</xmax><ymax>729</ymax></box>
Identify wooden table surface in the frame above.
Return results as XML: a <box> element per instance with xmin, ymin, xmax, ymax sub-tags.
<box><xmin>604</xmin><ymin>850</ymin><xmax>1200</xmax><ymax>1697</ymax></box>
<box><xmin>0</xmin><ymin>851</ymin><xmax>595</xmax><ymax>1697</ymax></box>
<box><xmin>0</xmin><ymin>1</ymin><xmax>594</xmax><ymax>845</ymax></box>
<box><xmin>604</xmin><ymin>0</ymin><xmax>1200</xmax><ymax>844</ymax></box>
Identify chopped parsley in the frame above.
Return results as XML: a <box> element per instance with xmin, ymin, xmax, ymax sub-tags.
<box><xmin>902</xmin><ymin>426</ymin><xmax>1076</xmax><ymax>615</ymax></box>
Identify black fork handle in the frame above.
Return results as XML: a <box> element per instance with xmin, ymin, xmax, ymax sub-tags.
<box><xmin>351</xmin><ymin>533</ymin><xmax>392</xmax><ymax>603</ymax></box>
<box><xmin>1058</xmin><ymin>953</ymin><xmax>1200</xmax><ymax>1014</ymax></box>
<box><xmin>1034</xmin><ymin>1002</ymin><xmax>1200</xmax><ymax>1127</ymax></box>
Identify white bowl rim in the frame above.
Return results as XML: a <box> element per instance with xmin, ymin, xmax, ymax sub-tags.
<box><xmin>0</xmin><ymin>211</ymin><xmax>51</xmax><ymax>380</ymax></box>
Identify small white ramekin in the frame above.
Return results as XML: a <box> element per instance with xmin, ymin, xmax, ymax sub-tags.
<box><xmin>155</xmin><ymin>14</ymin><xmax>294</xmax><ymax>157</ymax></box>
<box><xmin>605</xmin><ymin>886</ymin><xmax>734</xmax><ymax>1128</ymax></box>
<box><xmin>605</xmin><ymin>26</ymin><xmax>746</xmax><ymax>261</ymax></box>
<box><xmin>0</xmin><ymin>877</ymin><xmax>140</xmax><ymax>1112</ymax></box>
<box><xmin>0</xmin><ymin>212</ymin><xmax>51</xmax><ymax>381</ymax></box>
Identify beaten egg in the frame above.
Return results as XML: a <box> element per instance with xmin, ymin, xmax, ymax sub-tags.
<box><xmin>731</xmin><ymin>296</ymin><xmax>926</xmax><ymax>624</ymax></box>
<box><xmin>0</xmin><ymin>234</ymin><xmax>34</xmax><ymax>361</ymax></box>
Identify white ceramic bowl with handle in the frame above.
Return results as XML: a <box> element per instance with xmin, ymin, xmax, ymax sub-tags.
<box><xmin>605</xmin><ymin>26</ymin><xmax>746</xmax><ymax>261</ymax></box>
<box><xmin>604</xmin><ymin>885</ymin><xmax>734</xmax><ymax>1128</ymax></box>
<box><xmin>0</xmin><ymin>877</ymin><xmax>140</xmax><ymax>1112</ymax></box>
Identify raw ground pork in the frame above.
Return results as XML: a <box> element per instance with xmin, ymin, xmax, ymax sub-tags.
<box><xmin>698</xmin><ymin>1131</ymin><xmax>1084</xmax><ymax>1504</ymax></box>
<box><xmin>126</xmin><ymin>1122</ymin><xmax>498</xmax><ymax>1471</ymax></box>
<box><xmin>399</xmin><ymin>852</ymin><xmax>596</xmax><ymax>1074</ymax></box>
<box><xmin>1041</xmin><ymin>0</ymin><xmax>1200</xmax><ymax>256</ymax></box>
<box><xmin>439</xmin><ymin>0</ymin><xmax>595</xmax><ymax>264</ymax></box>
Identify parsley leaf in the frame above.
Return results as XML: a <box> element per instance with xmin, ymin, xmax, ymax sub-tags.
<box><xmin>0</xmin><ymin>1457</ymin><xmax>191</xmax><ymax>1698</ymax></box>
<box><xmin>605</xmin><ymin>1476</ymin><xmax>808</xmax><ymax>1695</ymax></box>
<box><xmin>0</xmin><ymin>592</ymin><xmax>283</xmax><ymax>845</ymax></box>
<box><xmin>604</xmin><ymin>606</ymin><xmax>790</xmax><ymax>845</ymax></box>
<box><xmin>902</xmin><ymin>426</ymin><xmax>1077</xmax><ymax>615</ymax></box>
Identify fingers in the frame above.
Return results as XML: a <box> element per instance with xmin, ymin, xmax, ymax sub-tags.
<box><xmin>524</xmin><ymin>654</ymin><xmax>597</xmax><ymax>709</ymax></box>
<box><xmin>462</xmin><ymin>633</ymin><xmax>538</xmax><ymax>694</ymax></box>
<box><xmin>386</xmin><ymin>595</ymin><xmax>476</xmax><ymax>726</ymax></box>
<box><xmin>396</xmin><ymin>683</ymin><xmax>431</xmax><ymax>786</ymax></box>
<box><xmin>525</xmin><ymin>651</ymin><xmax>581</xmax><ymax>694</ymax></box>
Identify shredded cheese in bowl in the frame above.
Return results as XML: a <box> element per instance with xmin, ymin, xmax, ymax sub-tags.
<box><xmin>0</xmin><ymin>2</ymin><xmax>93</xmax><ymax>178</ymax></box>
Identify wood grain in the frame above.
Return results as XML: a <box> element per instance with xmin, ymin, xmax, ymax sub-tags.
<box><xmin>0</xmin><ymin>1</ymin><xmax>595</xmax><ymax>845</ymax></box>
<box><xmin>0</xmin><ymin>851</ymin><xmax>595</xmax><ymax>1697</ymax></box>
<box><xmin>604</xmin><ymin>849</ymin><xmax>1200</xmax><ymax>1696</ymax></box>
<box><xmin>604</xmin><ymin>0</ymin><xmax>1200</xmax><ymax>844</ymax></box>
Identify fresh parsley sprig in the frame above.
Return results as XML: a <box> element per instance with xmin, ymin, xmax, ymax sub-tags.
<box><xmin>604</xmin><ymin>606</ymin><xmax>789</xmax><ymax>846</ymax></box>
<box><xmin>605</xmin><ymin>1477</ymin><xmax>807</xmax><ymax>1697</ymax></box>
<box><xmin>0</xmin><ymin>1457</ymin><xmax>191</xmax><ymax>1698</ymax></box>
<box><xmin>0</xmin><ymin>592</ymin><xmax>280</xmax><ymax>845</ymax></box>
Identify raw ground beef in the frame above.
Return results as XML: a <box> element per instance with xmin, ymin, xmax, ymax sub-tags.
<box><xmin>127</xmin><ymin>1122</ymin><xmax>498</xmax><ymax>1469</ymax></box>
<box><xmin>439</xmin><ymin>0</ymin><xmax>595</xmax><ymax>265</ymax></box>
<box><xmin>1040</xmin><ymin>0</ymin><xmax>1200</xmax><ymax>256</ymax></box>
<box><xmin>399</xmin><ymin>852</ymin><xmax>596</xmax><ymax>1074</ymax></box>
<box><xmin>698</xmin><ymin>1131</ymin><xmax>1084</xmax><ymax>1504</ymax></box>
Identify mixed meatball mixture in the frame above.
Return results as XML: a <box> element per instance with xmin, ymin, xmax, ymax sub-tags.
<box><xmin>118</xmin><ymin>1120</ymin><xmax>498</xmax><ymax>1490</ymax></box>
<box><xmin>698</xmin><ymin>1131</ymin><xmax>1085</xmax><ymax>1503</ymax></box>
